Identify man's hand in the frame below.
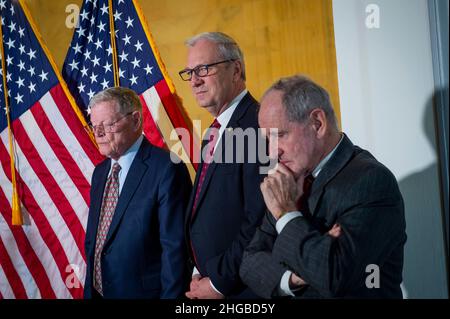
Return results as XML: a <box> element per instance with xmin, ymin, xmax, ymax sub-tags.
<box><xmin>189</xmin><ymin>274</ymin><xmax>201</xmax><ymax>293</ymax></box>
<box><xmin>328</xmin><ymin>223</ymin><xmax>342</xmax><ymax>238</ymax></box>
<box><xmin>285</xmin><ymin>224</ymin><xmax>341</xmax><ymax>292</ymax></box>
<box><xmin>185</xmin><ymin>277</ymin><xmax>224</xmax><ymax>299</ymax></box>
<box><xmin>289</xmin><ymin>273</ymin><xmax>307</xmax><ymax>289</ymax></box>
<box><xmin>260</xmin><ymin>164</ymin><xmax>299</xmax><ymax>220</ymax></box>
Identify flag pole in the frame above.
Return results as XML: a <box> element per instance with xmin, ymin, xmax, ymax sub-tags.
<box><xmin>108</xmin><ymin>0</ymin><xmax>120</xmax><ymax>87</ymax></box>
<box><xmin>0</xmin><ymin>16</ymin><xmax>23</xmax><ymax>225</ymax></box>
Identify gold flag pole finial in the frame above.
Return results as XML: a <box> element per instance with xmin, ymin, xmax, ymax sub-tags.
<box><xmin>0</xmin><ymin>14</ymin><xmax>23</xmax><ymax>225</ymax></box>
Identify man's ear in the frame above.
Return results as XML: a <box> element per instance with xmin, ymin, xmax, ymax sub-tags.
<box><xmin>132</xmin><ymin>111</ymin><xmax>141</xmax><ymax>130</ymax></box>
<box><xmin>309</xmin><ymin>108</ymin><xmax>327</xmax><ymax>138</ymax></box>
<box><xmin>233</xmin><ymin>60</ymin><xmax>243</xmax><ymax>81</ymax></box>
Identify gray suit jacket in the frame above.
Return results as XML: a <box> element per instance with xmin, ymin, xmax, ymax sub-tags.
<box><xmin>240</xmin><ymin>134</ymin><xmax>406</xmax><ymax>298</ymax></box>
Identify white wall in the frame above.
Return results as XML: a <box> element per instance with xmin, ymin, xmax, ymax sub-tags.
<box><xmin>333</xmin><ymin>0</ymin><xmax>448</xmax><ymax>298</ymax></box>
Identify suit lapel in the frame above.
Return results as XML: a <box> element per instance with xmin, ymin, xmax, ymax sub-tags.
<box><xmin>190</xmin><ymin>93</ymin><xmax>256</xmax><ymax>221</ymax></box>
<box><xmin>88</xmin><ymin>159</ymin><xmax>111</xmax><ymax>248</ymax></box>
<box><xmin>104</xmin><ymin>139</ymin><xmax>151</xmax><ymax>245</ymax></box>
<box><xmin>308</xmin><ymin>134</ymin><xmax>355</xmax><ymax>214</ymax></box>
<box><xmin>185</xmin><ymin>159</ymin><xmax>202</xmax><ymax>226</ymax></box>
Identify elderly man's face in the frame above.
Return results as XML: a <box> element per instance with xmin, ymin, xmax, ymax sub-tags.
<box><xmin>259</xmin><ymin>90</ymin><xmax>320</xmax><ymax>179</ymax></box>
<box><xmin>186</xmin><ymin>39</ymin><xmax>238</xmax><ymax>116</ymax></box>
<box><xmin>90</xmin><ymin>100</ymin><xmax>138</xmax><ymax>160</ymax></box>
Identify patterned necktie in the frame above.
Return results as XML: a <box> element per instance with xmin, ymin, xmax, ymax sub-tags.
<box><xmin>93</xmin><ymin>162</ymin><xmax>121</xmax><ymax>296</ymax></box>
<box><xmin>297</xmin><ymin>174</ymin><xmax>315</xmax><ymax>216</ymax></box>
<box><xmin>192</xmin><ymin>119</ymin><xmax>221</xmax><ymax>213</ymax></box>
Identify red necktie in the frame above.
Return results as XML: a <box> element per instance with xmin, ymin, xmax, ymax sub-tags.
<box><xmin>190</xmin><ymin>119</ymin><xmax>221</xmax><ymax>269</ymax></box>
<box><xmin>191</xmin><ymin>119</ymin><xmax>221</xmax><ymax>213</ymax></box>
<box><xmin>93</xmin><ymin>162</ymin><xmax>121</xmax><ymax>296</ymax></box>
<box><xmin>297</xmin><ymin>174</ymin><xmax>315</xmax><ymax>215</ymax></box>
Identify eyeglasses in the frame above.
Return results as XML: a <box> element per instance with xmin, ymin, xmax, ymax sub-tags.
<box><xmin>178</xmin><ymin>59</ymin><xmax>235</xmax><ymax>81</ymax></box>
<box><xmin>88</xmin><ymin>112</ymin><xmax>134</xmax><ymax>134</ymax></box>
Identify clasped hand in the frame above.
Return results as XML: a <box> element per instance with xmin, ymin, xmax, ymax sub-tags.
<box><xmin>260</xmin><ymin>164</ymin><xmax>304</xmax><ymax>220</ymax></box>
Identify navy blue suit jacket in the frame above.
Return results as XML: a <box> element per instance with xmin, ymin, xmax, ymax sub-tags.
<box><xmin>84</xmin><ymin>137</ymin><xmax>192</xmax><ymax>299</ymax></box>
<box><xmin>186</xmin><ymin>93</ymin><xmax>267</xmax><ymax>297</ymax></box>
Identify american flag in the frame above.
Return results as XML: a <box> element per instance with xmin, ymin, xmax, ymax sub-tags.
<box><xmin>0</xmin><ymin>0</ymin><xmax>104</xmax><ymax>298</ymax></box>
<box><xmin>62</xmin><ymin>0</ymin><xmax>197</xmax><ymax>172</ymax></box>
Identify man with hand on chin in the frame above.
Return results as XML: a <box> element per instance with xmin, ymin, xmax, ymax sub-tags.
<box><xmin>84</xmin><ymin>87</ymin><xmax>191</xmax><ymax>299</ymax></box>
<box><xmin>240</xmin><ymin>75</ymin><xmax>406</xmax><ymax>298</ymax></box>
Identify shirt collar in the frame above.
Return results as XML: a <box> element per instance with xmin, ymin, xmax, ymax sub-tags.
<box><xmin>312</xmin><ymin>133</ymin><xmax>344</xmax><ymax>178</ymax></box>
<box><xmin>216</xmin><ymin>89</ymin><xmax>248</xmax><ymax>128</ymax></box>
<box><xmin>110</xmin><ymin>134</ymin><xmax>143</xmax><ymax>176</ymax></box>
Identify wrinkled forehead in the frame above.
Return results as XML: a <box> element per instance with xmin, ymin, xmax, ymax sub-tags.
<box><xmin>90</xmin><ymin>100</ymin><xmax>121</xmax><ymax>121</ymax></box>
<box><xmin>91</xmin><ymin>98</ymin><xmax>120</xmax><ymax>112</ymax></box>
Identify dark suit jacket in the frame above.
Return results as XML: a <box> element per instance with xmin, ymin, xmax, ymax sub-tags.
<box><xmin>186</xmin><ymin>93</ymin><xmax>266</xmax><ymax>297</ymax></box>
<box><xmin>84</xmin><ymin>137</ymin><xmax>192</xmax><ymax>299</ymax></box>
<box><xmin>240</xmin><ymin>134</ymin><xmax>406</xmax><ymax>298</ymax></box>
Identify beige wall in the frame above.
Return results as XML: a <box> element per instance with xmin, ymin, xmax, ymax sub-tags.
<box><xmin>24</xmin><ymin>0</ymin><xmax>340</xmax><ymax>128</ymax></box>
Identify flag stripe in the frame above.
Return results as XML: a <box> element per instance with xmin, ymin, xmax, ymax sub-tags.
<box><xmin>140</xmin><ymin>95</ymin><xmax>166</xmax><ymax>149</ymax></box>
<box><xmin>154</xmin><ymin>80</ymin><xmax>191</xmax><ymax>138</ymax></box>
<box><xmin>49</xmin><ymin>85</ymin><xmax>104</xmax><ymax>166</ymax></box>
<box><xmin>0</xmin><ymin>139</ymin><xmax>84</xmax><ymax>299</ymax></box>
<box><xmin>0</xmin><ymin>168</ymin><xmax>73</xmax><ymax>299</ymax></box>
<box><xmin>155</xmin><ymin>80</ymin><xmax>198</xmax><ymax>169</ymax></box>
<box><xmin>142</xmin><ymin>87</ymin><xmax>190</xmax><ymax>165</ymax></box>
<box><xmin>0</xmin><ymin>211</ymin><xmax>48</xmax><ymax>299</ymax></box>
<box><xmin>142</xmin><ymin>87</ymin><xmax>172</xmax><ymax>136</ymax></box>
<box><xmin>18</xmin><ymin>109</ymin><xmax>89</xmax><ymax>228</ymax></box>
<box><xmin>31</xmin><ymin>103</ymin><xmax>91</xmax><ymax>206</ymax></box>
<box><xmin>0</xmin><ymin>220</ymin><xmax>39</xmax><ymax>299</ymax></box>
<box><xmin>0</xmin><ymin>190</ymin><xmax>56</xmax><ymax>298</ymax></box>
<box><xmin>41</xmin><ymin>88</ymin><xmax>100</xmax><ymax>182</ymax></box>
<box><xmin>0</xmin><ymin>241</ymin><xmax>26</xmax><ymax>299</ymax></box>
<box><xmin>10</xmin><ymin>118</ymin><xmax>86</xmax><ymax>250</ymax></box>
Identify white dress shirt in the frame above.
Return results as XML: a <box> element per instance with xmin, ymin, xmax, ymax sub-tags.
<box><xmin>108</xmin><ymin>135</ymin><xmax>143</xmax><ymax>195</ymax></box>
<box><xmin>214</xmin><ymin>89</ymin><xmax>248</xmax><ymax>149</ymax></box>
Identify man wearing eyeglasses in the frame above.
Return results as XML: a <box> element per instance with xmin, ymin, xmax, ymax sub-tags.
<box><xmin>83</xmin><ymin>87</ymin><xmax>192</xmax><ymax>299</ymax></box>
<box><xmin>180</xmin><ymin>32</ymin><xmax>266</xmax><ymax>299</ymax></box>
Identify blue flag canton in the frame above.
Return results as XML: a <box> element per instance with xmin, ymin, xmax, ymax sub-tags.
<box><xmin>0</xmin><ymin>0</ymin><xmax>58</xmax><ymax>132</ymax></box>
<box><xmin>63</xmin><ymin>0</ymin><xmax>164</xmax><ymax>116</ymax></box>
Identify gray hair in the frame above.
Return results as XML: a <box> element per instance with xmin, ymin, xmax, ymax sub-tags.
<box><xmin>88</xmin><ymin>87</ymin><xmax>142</xmax><ymax>115</ymax></box>
<box><xmin>264</xmin><ymin>75</ymin><xmax>338</xmax><ymax>130</ymax></box>
<box><xmin>186</xmin><ymin>32</ymin><xmax>246</xmax><ymax>81</ymax></box>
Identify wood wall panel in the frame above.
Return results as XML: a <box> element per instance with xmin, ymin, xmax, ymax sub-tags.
<box><xmin>23</xmin><ymin>0</ymin><xmax>340</xmax><ymax>128</ymax></box>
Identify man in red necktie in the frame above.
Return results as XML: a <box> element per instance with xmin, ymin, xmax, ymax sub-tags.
<box><xmin>179</xmin><ymin>32</ymin><xmax>266</xmax><ymax>299</ymax></box>
<box><xmin>240</xmin><ymin>75</ymin><xmax>406</xmax><ymax>299</ymax></box>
